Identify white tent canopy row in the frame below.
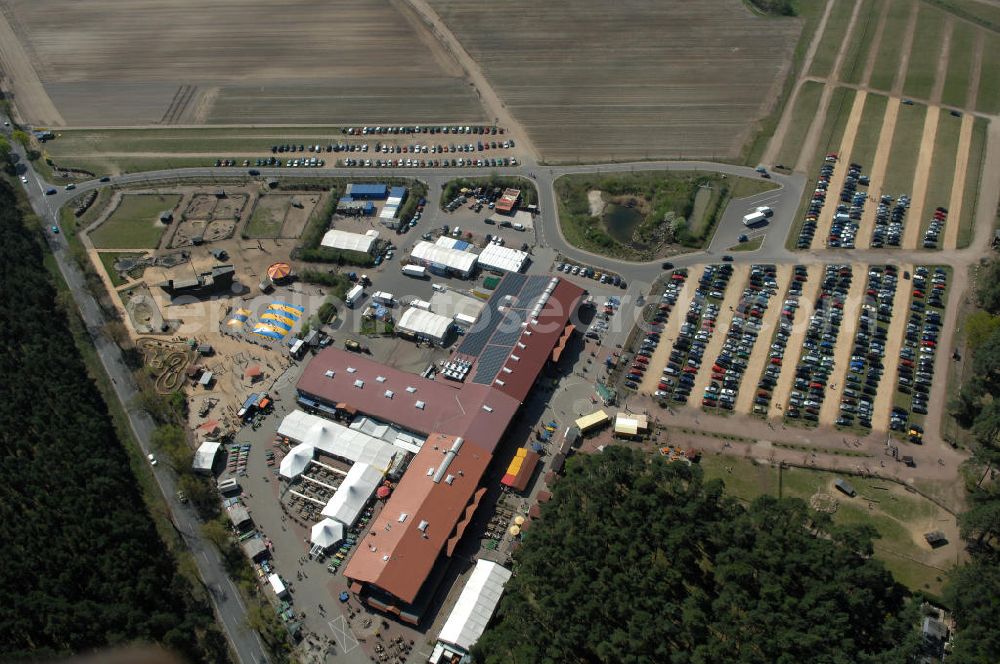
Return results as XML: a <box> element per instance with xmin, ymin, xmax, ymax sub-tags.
<box><xmin>477</xmin><ymin>243</ymin><xmax>528</xmax><ymax>273</ymax></box>
<box><xmin>410</xmin><ymin>241</ymin><xmax>477</xmax><ymax>276</ymax></box>
<box><xmin>310</xmin><ymin>518</ymin><xmax>345</xmax><ymax>550</ymax></box>
<box><xmin>278</xmin><ymin>410</ymin><xmax>397</xmax><ymax>479</ymax></box>
<box><xmin>320</xmin><ymin>228</ymin><xmax>379</xmax><ymax>253</ymax></box>
<box><xmin>397</xmin><ymin>307</ymin><xmax>453</xmax><ymax>344</ymax></box>
<box><xmin>320</xmin><ymin>462</ymin><xmax>385</xmax><ymax>527</ymax></box>
<box><xmin>437</xmin><ymin>559</ymin><xmax>513</xmax><ymax>652</ymax></box>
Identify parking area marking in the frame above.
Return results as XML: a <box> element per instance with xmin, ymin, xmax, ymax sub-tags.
<box><xmin>638</xmin><ymin>273</ymin><xmax>698</xmax><ymax>395</ymax></box>
<box><xmin>328</xmin><ymin>616</ymin><xmax>359</xmax><ymax>654</ymax></box>
<box><xmin>818</xmin><ymin>266</ymin><xmax>868</xmax><ymax>426</ymax></box>
<box><xmin>943</xmin><ymin>114</ymin><xmax>974</xmax><ymax>250</ymax></box>
<box><xmin>736</xmin><ymin>264</ymin><xmax>793</xmax><ymax>414</ymax></box>
<box><xmin>856</xmin><ymin>97</ymin><xmax>901</xmax><ymax>249</ymax></box>
<box><xmin>901</xmin><ymin>106</ymin><xmax>941</xmax><ymax>249</ymax></box>
<box><xmin>690</xmin><ymin>265</ymin><xmax>750</xmax><ymax>405</ymax></box>
<box><xmin>768</xmin><ymin>264</ymin><xmax>824</xmax><ymax>419</ymax></box>
<box><xmin>871</xmin><ymin>262</ymin><xmax>914</xmax><ymax>432</ymax></box>
<box><xmin>811</xmin><ymin>90</ymin><xmax>868</xmax><ymax>250</ymax></box>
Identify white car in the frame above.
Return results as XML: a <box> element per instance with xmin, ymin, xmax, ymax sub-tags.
<box><xmin>19</xmin><ymin>175</ymin><xmax>27</xmax><ymax>183</ymax></box>
<box><xmin>147</xmin><ymin>453</ymin><xmax>158</xmax><ymax>466</ymax></box>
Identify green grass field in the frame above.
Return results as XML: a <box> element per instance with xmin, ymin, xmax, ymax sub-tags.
<box><xmin>775</xmin><ymin>81</ymin><xmax>825</xmax><ymax>168</ymax></box>
<box><xmin>839</xmin><ymin>0</ymin><xmax>881</xmax><ymax>85</ymax></box>
<box><xmin>940</xmin><ymin>21</ymin><xmax>979</xmax><ymax>108</ymax></box>
<box><xmin>244</xmin><ymin>198</ymin><xmax>286</xmax><ymax>239</ymax></box>
<box><xmin>902</xmin><ymin>4</ymin><xmax>950</xmax><ymax>100</ymax></box>
<box><xmin>97</xmin><ymin>252</ymin><xmax>143</xmax><ymax>287</ymax></box>
<box><xmin>700</xmin><ymin>454</ymin><xmax>954</xmax><ymax>596</ymax></box>
<box><xmin>929</xmin><ymin>0</ymin><xmax>1000</xmax><ymax>31</ymax></box>
<box><xmin>958</xmin><ymin>117</ymin><xmax>988</xmax><ymax>248</ymax></box>
<box><xmin>868</xmin><ymin>0</ymin><xmax>914</xmax><ymax>91</ymax></box>
<box><xmin>729</xmin><ymin>236</ymin><xmax>764</xmax><ymax>252</ymax></box>
<box><xmin>976</xmin><ymin>32</ymin><xmax>1000</xmax><ymax>114</ymax></box>
<box><xmin>880</xmin><ymin>102</ymin><xmax>928</xmax><ymax>195</ymax></box>
<box><xmin>809</xmin><ymin>0</ymin><xmax>858</xmax><ymax>79</ymax></box>
<box><xmin>919</xmin><ymin>112</ymin><xmax>962</xmax><ymax>230</ymax></box>
<box><xmin>848</xmin><ymin>92</ymin><xmax>889</xmax><ymax>168</ymax></box>
<box><xmin>89</xmin><ymin>194</ymin><xmax>181</xmax><ymax>249</ymax></box>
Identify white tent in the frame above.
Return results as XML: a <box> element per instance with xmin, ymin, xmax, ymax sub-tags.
<box><xmin>397</xmin><ymin>307</ymin><xmax>453</xmax><ymax>345</ymax></box>
<box><xmin>379</xmin><ymin>205</ymin><xmax>399</xmax><ymax>220</ymax></box>
<box><xmin>268</xmin><ymin>573</ymin><xmax>289</xmax><ymax>598</ymax></box>
<box><xmin>320</xmin><ymin>228</ymin><xmax>378</xmax><ymax>253</ymax></box>
<box><xmin>277</xmin><ymin>410</ymin><xmax>397</xmax><ymax>479</ymax></box>
<box><xmin>320</xmin><ymin>462</ymin><xmax>385</xmax><ymax>526</ymax></box>
<box><xmin>410</xmin><ymin>241</ymin><xmax>477</xmax><ymax>277</ymax></box>
<box><xmin>437</xmin><ymin>559</ymin><xmax>512</xmax><ymax>652</ymax></box>
<box><xmin>310</xmin><ymin>518</ymin><xmax>345</xmax><ymax>550</ymax></box>
<box><xmin>192</xmin><ymin>440</ymin><xmax>221</xmax><ymax>473</ymax></box>
<box><xmin>477</xmin><ymin>244</ymin><xmax>528</xmax><ymax>273</ymax></box>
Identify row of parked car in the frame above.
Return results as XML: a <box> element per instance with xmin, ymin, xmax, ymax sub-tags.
<box><xmin>631</xmin><ymin>271</ymin><xmax>687</xmax><ymax>393</ymax></box>
<box><xmin>272</xmin><ymin>139</ymin><xmax>515</xmax><ymax>155</ymax></box>
<box><xmin>835</xmin><ymin>265</ymin><xmax>899</xmax><ymax>428</ymax></box>
<box><xmin>702</xmin><ymin>265</ymin><xmax>779</xmax><ymax>412</ymax></box>
<box><xmin>337</xmin><ymin>157</ymin><xmax>517</xmax><ymax>169</ymax></box>
<box><xmin>922</xmin><ymin>207</ymin><xmax>948</xmax><ymax>249</ymax></box>
<box><xmin>346</xmin><ymin>125</ymin><xmax>503</xmax><ymax>136</ymax></box>
<box><xmin>871</xmin><ymin>194</ymin><xmax>909</xmax><ymax>248</ymax></box>
<box><xmin>797</xmin><ymin>155</ymin><xmax>837</xmax><ymax>248</ymax></box>
<box><xmin>828</xmin><ymin>162</ymin><xmax>868</xmax><ymax>248</ymax></box>
<box><xmin>754</xmin><ymin>265</ymin><xmax>810</xmax><ymax>415</ymax></box>
<box><xmin>893</xmin><ymin>266</ymin><xmax>948</xmax><ymax>432</ymax></box>
<box><xmin>785</xmin><ymin>264</ymin><xmax>853</xmax><ymax>423</ymax></box>
<box><xmin>588</xmin><ymin>297</ymin><xmax>622</xmax><ymax>344</ymax></box>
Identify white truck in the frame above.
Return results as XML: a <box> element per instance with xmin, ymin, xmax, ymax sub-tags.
<box><xmin>401</xmin><ymin>264</ymin><xmax>427</xmax><ymax>279</ymax></box>
<box><xmin>742</xmin><ymin>211</ymin><xmax>767</xmax><ymax>226</ymax></box>
<box><xmin>372</xmin><ymin>291</ymin><xmax>394</xmax><ymax>306</ymax></box>
<box><xmin>345</xmin><ymin>283</ymin><xmax>364</xmax><ymax>307</ymax></box>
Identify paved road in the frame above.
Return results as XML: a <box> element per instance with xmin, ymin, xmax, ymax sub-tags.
<box><xmin>4</xmin><ymin>121</ymin><xmax>271</xmax><ymax>664</ymax></box>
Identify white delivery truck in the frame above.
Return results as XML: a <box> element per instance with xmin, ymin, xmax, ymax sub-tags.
<box><xmin>372</xmin><ymin>291</ymin><xmax>394</xmax><ymax>306</ymax></box>
<box><xmin>756</xmin><ymin>206</ymin><xmax>773</xmax><ymax>217</ymax></box>
<box><xmin>742</xmin><ymin>211</ymin><xmax>766</xmax><ymax>226</ymax></box>
<box><xmin>401</xmin><ymin>264</ymin><xmax>427</xmax><ymax>278</ymax></box>
<box><xmin>345</xmin><ymin>283</ymin><xmax>364</xmax><ymax>307</ymax></box>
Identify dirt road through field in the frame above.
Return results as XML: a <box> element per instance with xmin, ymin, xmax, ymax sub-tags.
<box><xmin>902</xmin><ymin>106</ymin><xmax>940</xmax><ymax>249</ymax></box>
<box><xmin>0</xmin><ymin>5</ymin><xmax>62</xmax><ymax>125</ymax></box>
<box><xmin>768</xmin><ymin>263</ymin><xmax>824</xmax><ymax>419</ymax></box>
<box><xmin>638</xmin><ymin>274</ymin><xmax>699</xmax><ymax>394</ymax></box>
<box><xmin>856</xmin><ymin>99</ymin><xmax>901</xmax><ymax>249</ymax></box>
<box><xmin>871</xmin><ymin>263</ymin><xmax>913</xmax><ymax>432</ymax></box>
<box><xmin>944</xmin><ymin>115</ymin><xmax>975</xmax><ymax>250</ymax></box>
<box><xmin>818</xmin><ymin>264</ymin><xmax>867</xmax><ymax>426</ymax></box>
<box><xmin>736</xmin><ymin>264</ymin><xmax>793</xmax><ymax>413</ymax></box>
<box><xmin>690</xmin><ymin>265</ymin><xmax>750</xmax><ymax>407</ymax></box>
<box><xmin>811</xmin><ymin>90</ymin><xmax>868</xmax><ymax>249</ymax></box>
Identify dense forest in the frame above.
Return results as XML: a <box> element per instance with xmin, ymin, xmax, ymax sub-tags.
<box><xmin>0</xmin><ymin>179</ymin><xmax>228</xmax><ymax>662</ymax></box>
<box><xmin>945</xmin><ymin>257</ymin><xmax>1000</xmax><ymax>662</ymax></box>
<box><xmin>475</xmin><ymin>447</ymin><xmax>922</xmax><ymax>663</ymax></box>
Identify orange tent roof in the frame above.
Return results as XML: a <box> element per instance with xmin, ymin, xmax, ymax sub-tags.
<box><xmin>267</xmin><ymin>262</ymin><xmax>291</xmax><ymax>280</ymax></box>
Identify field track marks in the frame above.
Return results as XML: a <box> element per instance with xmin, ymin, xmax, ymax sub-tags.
<box><xmin>761</xmin><ymin>0</ymin><xmax>838</xmax><ymax>166</ymax></box>
<box><xmin>690</xmin><ymin>265</ymin><xmax>750</xmax><ymax>409</ymax></box>
<box><xmin>159</xmin><ymin>85</ymin><xmax>197</xmax><ymax>125</ymax></box>
<box><xmin>736</xmin><ymin>264</ymin><xmax>793</xmax><ymax>414</ymax></box>
<box><xmin>944</xmin><ymin>115</ymin><xmax>975</xmax><ymax>250</ymax></box>
<box><xmin>871</xmin><ymin>262</ymin><xmax>913</xmax><ymax>433</ymax></box>
<box><xmin>638</xmin><ymin>275</ymin><xmax>699</xmax><ymax>395</ymax></box>
<box><xmin>967</xmin><ymin>31</ymin><xmax>985</xmax><ymax>110</ymax></box>
<box><xmin>400</xmin><ymin>0</ymin><xmax>539</xmax><ymax>164</ymax></box>
<box><xmin>859</xmin><ymin>0</ymin><xmax>892</xmax><ymax>86</ymax></box>
<box><xmin>810</xmin><ymin>90</ymin><xmax>868</xmax><ymax>250</ymax></box>
<box><xmin>817</xmin><ymin>266</ymin><xmax>867</xmax><ymax>426</ymax></box>
<box><xmin>931</xmin><ymin>19</ymin><xmax>955</xmax><ymax>104</ymax></box>
<box><xmin>856</xmin><ymin>98</ymin><xmax>901</xmax><ymax>249</ymax></box>
<box><xmin>768</xmin><ymin>264</ymin><xmax>824</xmax><ymax>420</ymax></box>
<box><xmin>0</xmin><ymin>5</ymin><xmax>62</xmax><ymax>126</ymax></box>
<box><xmin>902</xmin><ymin>107</ymin><xmax>940</xmax><ymax>249</ymax></box>
<box><xmin>892</xmin><ymin>2</ymin><xmax>920</xmax><ymax>96</ymax></box>
<box><xmin>795</xmin><ymin>0</ymin><xmax>865</xmax><ymax>172</ymax></box>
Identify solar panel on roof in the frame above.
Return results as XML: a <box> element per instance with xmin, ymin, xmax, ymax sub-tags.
<box><xmin>472</xmin><ymin>345</ymin><xmax>512</xmax><ymax>385</ymax></box>
<box><xmin>514</xmin><ymin>276</ymin><xmax>549</xmax><ymax>309</ymax></box>
<box><xmin>490</xmin><ymin>323</ymin><xmax>524</xmax><ymax>348</ymax></box>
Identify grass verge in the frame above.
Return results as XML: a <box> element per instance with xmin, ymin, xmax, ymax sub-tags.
<box><xmin>881</xmin><ymin>102</ymin><xmax>928</xmax><ymax>195</ymax></box>
<box><xmin>957</xmin><ymin>117</ymin><xmax>988</xmax><ymax>249</ymax></box>
<box><xmin>940</xmin><ymin>21</ymin><xmax>979</xmax><ymax>108</ymax></box>
<box><xmin>868</xmin><ymin>0</ymin><xmax>913</xmax><ymax>91</ymax></box>
<box><xmin>809</xmin><ymin>0</ymin><xmax>857</xmax><ymax>78</ymax></box>
<box><xmin>901</xmin><ymin>3</ymin><xmax>949</xmax><ymax>100</ymax></box>
<box><xmin>90</xmin><ymin>193</ymin><xmax>182</xmax><ymax>249</ymax></box>
<box><xmin>774</xmin><ymin>80</ymin><xmax>824</xmax><ymax>168</ymax></box>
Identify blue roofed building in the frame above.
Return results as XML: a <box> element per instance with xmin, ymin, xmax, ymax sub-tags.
<box><xmin>346</xmin><ymin>183</ymin><xmax>388</xmax><ymax>200</ymax></box>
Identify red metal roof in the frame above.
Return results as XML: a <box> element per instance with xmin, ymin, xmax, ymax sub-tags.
<box><xmin>343</xmin><ymin>433</ymin><xmax>491</xmax><ymax>604</ymax></box>
<box><xmin>495</xmin><ymin>188</ymin><xmax>520</xmax><ymax>213</ymax></box>
<box><xmin>297</xmin><ymin>348</ymin><xmax>520</xmax><ymax>454</ymax></box>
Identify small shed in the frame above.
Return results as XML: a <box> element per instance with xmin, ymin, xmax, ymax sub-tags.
<box><xmin>197</xmin><ymin>344</ymin><xmax>214</xmax><ymax>356</ymax></box>
<box><xmin>575</xmin><ymin>410</ymin><xmax>609</xmax><ymax>434</ymax></box>
<box><xmin>227</xmin><ymin>503</ymin><xmax>252</xmax><ymax>529</ymax></box>
<box><xmin>241</xmin><ymin>537</ymin><xmax>268</xmax><ymax>562</ymax></box>
<box><xmin>192</xmin><ymin>440</ymin><xmax>221</xmax><ymax>474</ymax></box>
<box><xmin>614</xmin><ymin>413</ymin><xmax>648</xmax><ymax>438</ymax></box>
<box><xmin>198</xmin><ymin>371</ymin><xmax>214</xmax><ymax>388</ymax></box>
<box><xmin>834</xmin><ymin>478</ymin><xmax>857</xmax><ymax>497</ymax></box>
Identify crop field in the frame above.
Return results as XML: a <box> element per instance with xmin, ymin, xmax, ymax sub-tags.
<box><xmin>901</xmin><ymin>4</ymin><xmax>949</xmax><ymax>101</ymax></box>
<box><xmin>90</xmin><ymin>194</ymin><xmax>182</xmax><ymax>249</ymax></box>
<box><xmin>427</xmin><ymin>0</ymin><xmax>801</xmax><ymax>162</ymax></box>
<box><xmin>0</xmin><ymin>0</ymin><xmax>483</xmax><ymax>126</ymax></box>
<box><xmin>939</xmin><ymin>21</ymin><xmax>978</xmax><ymax>108</ymax></box>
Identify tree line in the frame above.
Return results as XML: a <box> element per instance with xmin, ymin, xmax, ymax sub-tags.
<box><xmin>0</xmin><ymin>179</ymin><xmax>229</xmax><ymax>662</ymax></box>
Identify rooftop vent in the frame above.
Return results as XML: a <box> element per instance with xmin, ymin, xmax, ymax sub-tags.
<box><xmin>482</xmin><ymin>405</ymin><xmax>494</xmax><ymax>412</ymax></box>
<box><xmin>417</xmin><ymin>520</ymin><xmax>429</xmax><ymax>532</ymax></box>
<box><xmin>517</xmin><ymin>342</ymin><xmax>526</xmax><ymax>349</ymax></box>
<box><xmin>384</xmin><ymin>390</ymin><xmax>394</xmax><ymax>399</ymax></box>
<box><xmin>353</xmin><ymin>379</ymin><xmax>364</xmax><ymax>388</ymax></box>
<box><xmin>324</xmin><ymin>370</ymin><xmax>335</xmax><ymax>378</ymax></box>
<box><xmin>426</xmin><ymin>467</ymin><xmax>434</xmax><ymax>476</ymax></box>
<box><xmin>398</xmin><ymin>513</ymin><xmax>408</xmax><ymax>522</ymax></box>
<box><xmin>510</xmin><ymin>355</ymin><xmax>520</xmax><ymax>362</ymax></box>
<box><xmin>415</xmin><ymin>400</ymin><xmax>426</xmax><ymax>410</ymax></box>
<box><xmin>495</xmin><ymin>379</ymin><xmax>505</xmax><ymax>386</ymax></box>
<box><xmin>347</xmin><ymin>367</ymin><xmax>357</xmax><ymax>373</ymax></box>
<box><xmin>406</xmin><ymin>386</ymin><xmax>417</xmax><ymax>393</ymax></box>
<box><xmin>502</xmin><ymin>367</ymin><xmax>513</xmax><ymax>374</ymax></box>
<box><xmin>376</xmin><ymin>376</ymin><xmax>386</xmax><ymax>383</ymax></box>
<box><xmin>445</xmin><ymin>474</ymin><xmax>455</xmax><ymax>485</ymax></box>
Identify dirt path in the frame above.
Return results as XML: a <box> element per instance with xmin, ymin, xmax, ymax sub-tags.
<box><xmin>818</xmin><ymin>264</ymin><xmax>868</xmax><ymax>425</ymax></box>
<box><xmin>736</xmin><ymin>263</ymin><xmax>793</xmax><ymax>413</ymax></box>
<box><xmin>893</xmin><ymin>2</ymin><xmax>921</xmax><ymax>96</ymax></box>
<box><xmin>931</xmin><ymin>18</ymin><xmax>955</xmax><ymax>104</ymax></box>
<box><xmin>902</xmin><ymin>106</ymin><xmax>940</xmax><ymax>249</ymax></box>
<box><xmin>768</xmin><ymin>263</ymin><xmax>824</xmax><ymax>419</ymax></box>
<box><xmin>761</xmin><ymin>0</ymin><xmax>839</xmax><ymax>167</ymax></box>
<box><xmin>689</xmin><ymin>265</ymin><xmax>750</xmax><ymax>405</ymax></box>
<box><xmin>0</xmin><ymin>4</ymin><xmax>63</xmax><ymax>126</ymax></box>
<box><xmin>811</xmin><ymin>90</ymin><xmax>868</xmax><ymax>249</ymax></box>
<box><xmin>400</xmin><ymin>0</ymin><xmax>540</xmax><ymax>165</ymax></box>
<box><xmin>856</xmin><ymin>100</ymin><xmax>902</xmax><ymax>250</ymax></box>
<box><xmin>944</xmin><ymin>115</ymin><xmax>975</xmax><ymax>250</ymax></box>
<box><xmin>871</xmin><ymin>262</ymin><xmax>913</xmax><ymax>432</ymax></box>
<box><xmin>860</xmin><ymin>0</ymin><xmax>892</xmax><ymax>86</ymax></box>
<box><xmin>795</xmin><ymin>0</ymin><xmax>866</xmax><ymax>172</ymax></box>
<box><xmin>638</xmin><ymin>273</ymin><xmax>699</xmax><ymax>394</ymax></box>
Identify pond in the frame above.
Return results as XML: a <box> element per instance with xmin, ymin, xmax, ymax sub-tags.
<box><xmin>603</xmin><ymin>203</ymin><xmax>645</xmax><ymax>247</ymax></box>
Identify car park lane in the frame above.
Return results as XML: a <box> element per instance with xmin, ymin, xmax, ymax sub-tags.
<box><xmin>690</xmin><ymin>264</ymin><xmax>749</xmax><ymax>408</ymax></box>
<box><xmin>638</xmin><ymin>271</ymin><xmax>695</xmax><ymax>395</ymax></box>
<box><xmin>817</xmin><ymin>265</ymin><xmax>869</xmax><ymax>425</ymax></box>
<box><xmin>767</xmin><ymin>264</ymin><xmax>824</xmax><ymax>419</ymax></box>
<box><xmin>735</xmin><ymin>264</ymin><xmax>793</xmax><ymax>414</ymax></box>
<box><xmin>871</xmin><ymin>263</ymin><xmax>916</xmax><ymax>431</ymax></box>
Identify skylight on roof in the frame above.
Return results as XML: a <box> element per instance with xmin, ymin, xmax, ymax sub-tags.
<box><xmin>415</xmin><ymin>400</ymin><xmax>426</xmax><ymax>410</ymax></box>
<box><xmin>347</xmin><ymin>367</ymin><xmax>357</xmax><ymax>373</ymax></box>
<box><xmin>406</xmin><ymin>386</ymin><xmax>416</xmax><ymax>393</ymax></box>
<box><xmin>376</xmin><ymin>376</ymin><xmax>386</xmax><ymax>382</ymax></box>
<box><xmin>354</xmin><ymin>379</ymin><xmax>364</xmax><ymax>388</ymax></box>
<box><xmin>384</xmin><ymin>390</ymin><xmax>394</xmax><ymax>399</ymax></box>
<box><xmin>417</xmin><ymin>520</ymin><xmax>429</xmax><ymax>532</ymax></box>
<box><xmin>324</xmin><ymin>370</ymin><xmax>335</xmax><ymax>378</ymax></box>
<box><xmin>398</xmin><ymin>513</ymin><xmax>408</xmax><ymax>522</ymax></box>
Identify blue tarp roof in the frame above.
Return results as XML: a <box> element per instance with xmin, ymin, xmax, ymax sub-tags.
<box><xmin>348</xmin><ymin>183</ymin><xmax>388</xmax><ymax>197</ymax></box>
<box><xmin>389</xmin><ymin>186</ymin><xmax>407</xmax><ymax>198</ymax></box>
<box><xmin>453</xmin><ymin>240</ymin><xmax>471</xmax><ymax>250</ymax></box>
<box><xmin>339</xmin><ymin>196</ymin><xmax>354</xmax><ymax>204</ymax></box>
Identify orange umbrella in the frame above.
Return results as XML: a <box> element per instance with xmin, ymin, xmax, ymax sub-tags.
<box><xmin>267</xmin><ymin>262</ymin><xmax>291</xmax><ymax>280</ymax></box>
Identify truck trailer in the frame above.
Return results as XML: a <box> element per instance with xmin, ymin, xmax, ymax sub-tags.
<box><xmin>401</xmin><ymin>264</ymin><xmax>427</xmax><ymax>278</ymax></box>
<box><xmin>742</xmin><ymin>211</ymin><xmax>766</xmax><ymax>226</ymax></box>
<box><xmin>372</xmin><ymin>291</ymin><xmax>394</xmax><ymax>306</ymax></box>
<box><xmin>345</xmin><ymin>284</ymin><xmax>364</xmax><ymax>307</ymax></box>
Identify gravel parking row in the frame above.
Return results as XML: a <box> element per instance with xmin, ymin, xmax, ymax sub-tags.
<box><xmin>752</xmin><ymin>265</ymin><xmax>809</xmax><ymax>417</ymax></box>
<box><xmin>827</xmin><ymin>162</ymin><xmax>868</xmax><ymax>249</ymax></box>
<box><xmin>796</xmin><ymin>157</ymin><xmax>836</xmax><ymax>249</ymax></box>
